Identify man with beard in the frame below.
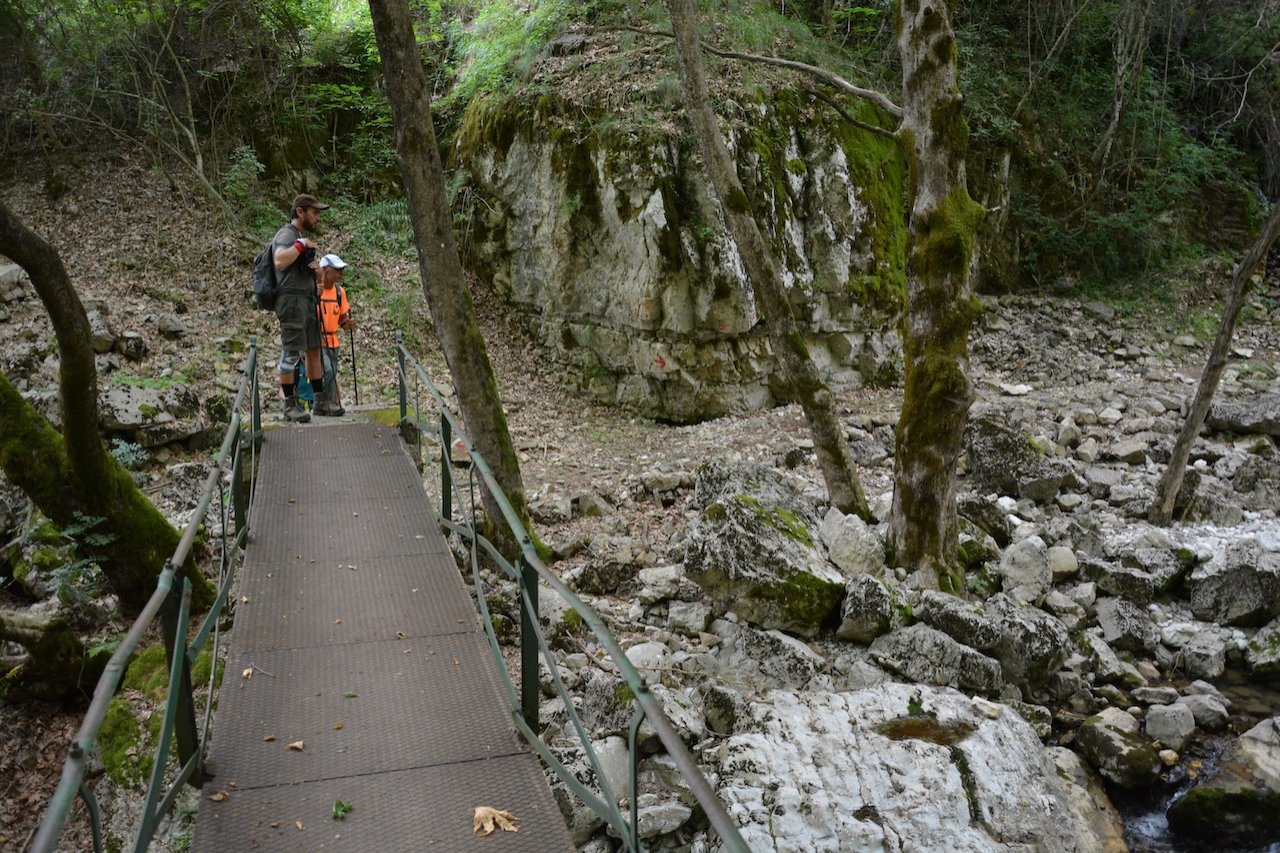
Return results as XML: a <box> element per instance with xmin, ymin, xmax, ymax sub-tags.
<box><xmin>272</xmin><ymin>193</ymin><xmax>329</xmax><ymax>423</ymax></box>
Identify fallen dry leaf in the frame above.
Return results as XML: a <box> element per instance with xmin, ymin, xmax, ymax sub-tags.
<box><xmin>472</xmin><ymin>805</ymin><xmax>519</xmax><ymax>836</ymax></box>
<box><xmin>241</xmin><ymin>668</ymin><xmax>253</xmax><ymax>680</ymax></box>
<box><xmin>209</xmin><ymin>790</ymin><xmax>230</xmax><ymax>802</ymax></box>
<box><xmin>334</xmin><ymin>618</ymin><xmax>342</xmax><ymax>625</ymax></box>
<box><xmin>263</xmin><ymin>735</ymin><xmax>276</xmax><ymax>742</ymax></box>
<box><xmin>240</xmin><ymin>595</ymin><xmax>250</xmax><ymax>604</ymax></box>
<box><xmin>295</xmin><ymin>819</ymin><xmax>304</xmax><ymax>831</ymax></box>
<box><xmin>334</xmin><ymin>722</ymin><xmax>343</xmax><ymax>730</ymax></box>
<box><xmin>287</xmin><ymin>740</ymin><xmax>305</xmax><ymax>751</ymax></box>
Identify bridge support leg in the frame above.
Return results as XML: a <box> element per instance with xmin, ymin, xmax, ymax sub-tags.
<box><xmin>520</xmin><ymin>554</ymin><xmax>539</xmax><ymax>729</ymax></box>
<box><xmin>160</xmin><ymin>579</ymin><xmax>205</xmax><ymax>787</ymax></box>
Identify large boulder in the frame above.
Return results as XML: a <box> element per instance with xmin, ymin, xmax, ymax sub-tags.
<box><xmin>1207</xmin><ymin>393</ymin><xmax>1280</xmax><ymax>437</ymax></box>
<box><xmin>835</xmin><ymin>574</ymin><xmax>901</xmax><ymax>644</ymax></box>
<box><xmin>997</xmin><ymin>536</ymin><xmax>1052</xmax><ymax>605</ymax></box>
<box><xmin>1187</xmin><ymin>538</ymin><xmax>1280</xmax><ymax>627</ymax></box>
<box><xmin>685</xmin><ymin>462</ymin><xmax>841</xmax><ymax>638</ymax></box>
<box><xmin>98</xmin><ymin>382</ymin><xmax>210</xmax><ymax>448</ymax></box>
<box><xmin>985</xmin><ymin>594</ymin><xmax>1071</xmax><ymax>690</ymax></box>
<box><xmin>963</xmin><ymin>409</ymin><xmax>1072</xmax><ymax>503</ymax></box>
<box><xmin>916</xmin><ymin>591</ymin><xmax>1002</xmax><ymax>651</ymax></box>
<box><xmin>1246</xmin><ymin>615</ymin><xmax>1280</xmax><ymax>677</ymax></box>
<box><xmin>1075</xmin><ymin>707</ymin><xmax>1161</xmax><ymax>789</ymax></box>
<box><xmin>1045</xmin><ymin>747</ymin><xmax>1129</xmax><ymax>853</ymax></box>
<box><xmin>869</xmin><ymin>625</ymin><xmax>1003</xmax><ymax>695</ymax></box>
<box><xmin>1095</xmin><ymin>597</ymin><xmax>1159</xmax><ymax>653</ymax></box>
<box><xmin>818</xmin><ymin>508</ymin><xmax>886</xmax><ymax>577</ymax></box>
<box><xmin>1167</xmin><ymin>716</ymin><xmax>1280</xmax><ymax>846</ymax></box>
<box><xmin>713</xmin><ymin>684</ymin><xmax>1085</xmax><ymax>851</ymax></box>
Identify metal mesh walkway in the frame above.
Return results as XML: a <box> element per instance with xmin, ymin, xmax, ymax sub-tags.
<box><xmin>192</xmin><ymin>422</ymin><xmax>572</xmax><ymax>851</ymax></box>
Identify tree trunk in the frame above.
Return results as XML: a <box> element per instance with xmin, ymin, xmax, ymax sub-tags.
<box><xmin>663</xmin><ymin>0</ymin><xmax>872</xmax><ymax>521</ymax></box>
<box><xmin>1150</xmin><ymin>202</ymin><xmax>1280</xmax><ymax>525</ymax></box>
<box><xmin>888</xmin><ymin>0</ymin><xmax>984</xmax><ymax>592</ymax></box>
<box><xmin>366</xmin><ymin>0</ymin><xmax>533</xmax><ymax>550</ymax></box>
<box><xmin>0</xmin><ymin>199</ymin><xmax>211</xmax><ymax>615</ymax></box>
<box><xmin>0</xmin><ymin>606</ymin><xmax>101</xmax><ymax>700</ymax></box>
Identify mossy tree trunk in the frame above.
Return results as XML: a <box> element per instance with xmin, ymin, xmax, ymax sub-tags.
<box><xmin>888</xmin><ymin>0</ymin><xmax>985</xmax><ymax>592</ymax></box>
<box><xmin>1150</xmin><ymin>201</ymin><xmax>1280</xmax><ymax>526</ymax></box>
<box><xmin>0</xmin><ymin>606</ymin><xmax>102</xmax><ymax>699</ymax></box>
<box><xmin>367</xmin><ymin>0</ymin><xmax>532</xmax><ymax>551</ymax></box>
<box><xmin>0</xmin><ymin>199</ymin><xmax>210</xmax><ymax>616</ymax></box>
<box><xmin>663</xmin><ymin>0</ymin><xmax>873</xmax><ymax>521</ymax></box>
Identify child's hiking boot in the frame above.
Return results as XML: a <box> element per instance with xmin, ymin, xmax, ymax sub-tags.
<box><xmin>283</xmin><ymin>396</ymin><xmax>311</xmax><ymax>423</ymax></box>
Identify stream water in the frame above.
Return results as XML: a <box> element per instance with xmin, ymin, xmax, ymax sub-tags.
<box><xmin>1114</xmin><ymin>671</ymin><xmax>1280</xmax><ymax>852</ymax></box>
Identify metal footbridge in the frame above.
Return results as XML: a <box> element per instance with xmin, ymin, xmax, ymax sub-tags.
<box><xmin>31</xmin><ymin>337</ymin><xmax>749</xmax><ymax>852</ymax></box>
<box><xmin>189</xmin><ymin>421</ymin><xmax>568</xmax><ymax>850</ymax></box>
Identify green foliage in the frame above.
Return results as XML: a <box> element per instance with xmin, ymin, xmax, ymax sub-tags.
<box><xmin>444</xmin><ymin>0</ymin><xmax>577</xmax><ymax>111</ymax></box>
<box><xmin>109</xmin><ymin>439</ymin><xmax>148</xmax><ymax>471</ymax></box>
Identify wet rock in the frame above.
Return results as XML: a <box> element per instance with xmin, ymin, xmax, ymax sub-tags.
<box><xmin>1166</xmin><ymin>716</ymin><xmax>1280</xmax><ymax>846</ymax></box>
<box><xmin>1095</xmin><ymin>597</ymin><xmax>1159</xmax><ymax>653</ymax></box>
<box><xmin>1144</xmin><ymin>703</ymin><xmax>1195</xmax><ymax>751</ymax></box>
<box><xmin>1174</xmin><ymin>693</ymin><xmax>1229</xmax><ymax>732</ymax></box>
<box><xmin>1245</xmin><ymin>615</ymin><xmax>1280</xmax><ymax>677</ymax></box>
<box><xmin>714</xmin><ymin>684</ymin><xmax>1080</xmax><ymax>851</ymax></box>
<box><xmin>869</xmin><ymin>624</ymin><xmax>1003</xmax><ymax>694</ymax></box>
<box><xmin>835</xmin><ymin>574</ymin><xmax>899</xmax><ymax>644</ymax></box>
<box><xmin>1045</xmin><ymin>747</ymin><xmax>1129</xmax><ymax>853</ymax></box>
<box><xmin>1075</xmin><ymin>707</ymin><xmax>1161</xmax><ymax>789</ymax></box>
<box><xmin>686</xmin><ymin>462</ymin><xmax>840</xmax><ymax>638</ymax></box>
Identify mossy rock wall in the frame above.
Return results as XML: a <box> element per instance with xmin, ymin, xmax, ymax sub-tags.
<box><xmin>452</xmin><ymin>91</ymin><xmax>906</xmax><ymax>423</ymax></box>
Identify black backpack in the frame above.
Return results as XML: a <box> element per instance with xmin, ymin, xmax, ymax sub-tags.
<box><xmin>252</xmin><ymin>242</ymin><xmax>279</xmax><ymax>310</ymax></box>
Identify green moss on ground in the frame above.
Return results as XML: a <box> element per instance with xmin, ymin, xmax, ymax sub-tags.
<box><xmin>122</xmin><ymin>643</ymin><xmax>170</xmax><ymax>699</ymax></box>
<box><xmin>98</xmin><ymin>698</ymin><xmax>152</xmax><ymax>786</ymax></box>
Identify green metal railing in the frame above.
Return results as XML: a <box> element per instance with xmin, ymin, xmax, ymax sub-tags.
<box><xmin>394</xmin><ymin>336</ymin><xmax>749</xmax><ymax>853</ymax></box>
<box><xmin>31</xmin><ymin>338</ymin><xmax>262</xmax><ymax>853</ymax></box>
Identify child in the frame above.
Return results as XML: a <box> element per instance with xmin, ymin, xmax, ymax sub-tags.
<box><xmin>314</xmin><ymin>254</ymin><xmax>356</xmax><ymax>416</ymax></box>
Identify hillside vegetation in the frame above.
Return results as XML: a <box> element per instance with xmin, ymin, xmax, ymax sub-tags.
<box><xmin>0</xmin><ymin>0</ymin><xmax>1275</xmax><ymax>297</ymax></box>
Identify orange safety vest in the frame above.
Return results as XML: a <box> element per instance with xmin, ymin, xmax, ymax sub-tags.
<box><xmin>317</xmin><ymin>284</ymin><xmax>349</xmax><ymax>349</ymax></box>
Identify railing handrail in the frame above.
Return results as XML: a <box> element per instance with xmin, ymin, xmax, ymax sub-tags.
<box><xmin>31</xmin><ymin>338</ymin><xmax>261</xmax><ymax>853</ymax></box>
<box><xmin>394</xmin><ymin>338</ymin><xmax>749</xmax><ymax>853</ymax></box>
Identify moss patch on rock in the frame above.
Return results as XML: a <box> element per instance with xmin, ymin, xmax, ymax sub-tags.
<box><xmin>98</xmin><ymin>698</ymin><xmax>152</xmax><ymax>786</ymax></box>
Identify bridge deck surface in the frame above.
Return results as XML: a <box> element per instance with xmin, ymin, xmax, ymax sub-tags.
<box><xmin>192</xmin><ymin>422</ymin><xmax>571</xmax><ymax>852</ymax></box>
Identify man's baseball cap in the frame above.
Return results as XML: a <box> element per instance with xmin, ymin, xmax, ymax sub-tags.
<box><xmin>319</xmin><ymin>254</ymin><xmax>348</xmax><ymax>269</ymax></box>
<box><xmin>291</xmin><ymin>193</ymin><xmax>330</xmax><ymax>213</ymax></box>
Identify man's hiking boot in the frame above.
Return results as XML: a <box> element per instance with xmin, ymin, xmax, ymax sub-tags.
<box><xmin>283</xmin><ymin>397</ymin><xmax>311</xmax><ymax>423</ymax></box>
<box><xmin>316</xmin><ymin>401</ymin><xmax>345</xmax><ymax>417</ymax></box>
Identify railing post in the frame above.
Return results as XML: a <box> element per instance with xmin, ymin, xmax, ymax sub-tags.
<box><xmin>440</xmin><ymin>415</ymin><xmax>452</xmax><ymax>524</ymax></box>
<box><xmin>250</xmin><ymin>335</ymin><xmax>261</xmax><ymax>444</ymax></box>
<box><xmin>159</xmin><ymin>571</ymin><xmax>204</xmax><ymax>787</ymax></box>
<box><xmin>396</xmin><ymin>332</ymin><xmax>407</xmax><ymax>424</ymax></box>
<box><xmin>520</xmin><ymin>547</ymin><xmax>539</xmax><ymax>729</ymax></box>
<box><xmin>232</xmin><ymin>428</ymin><xmax>247</xmax><ymax>541</ymax></box>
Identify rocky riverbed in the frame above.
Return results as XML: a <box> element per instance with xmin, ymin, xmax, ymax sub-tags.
<box><xmin>2</xmin><ymin>161</ymin><xmax>1280</xmax><ymax>850</ymax></box>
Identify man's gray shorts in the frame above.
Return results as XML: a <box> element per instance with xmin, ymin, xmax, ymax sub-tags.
<box><xmin>275</xmin><ymin>289</ymin><xmax>320</xmax><ymax>371</ymax></box>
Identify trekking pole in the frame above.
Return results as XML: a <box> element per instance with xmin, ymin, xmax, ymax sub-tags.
<box><xmin>349</xmin><ymin>328</ymin><xmax>359</xmax><ymax>406</ymax></box>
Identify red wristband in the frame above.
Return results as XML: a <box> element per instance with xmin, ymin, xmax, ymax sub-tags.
<box><xmin>293</xmin><ymin>240</ymin><xmax>306</xmax><ymax>253</ymax></box>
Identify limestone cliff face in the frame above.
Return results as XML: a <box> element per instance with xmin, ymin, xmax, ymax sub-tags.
<box><xmin>453</xmin><ymin>93</ymin><xmax>906</xmax><ymax>423</ymax></box>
